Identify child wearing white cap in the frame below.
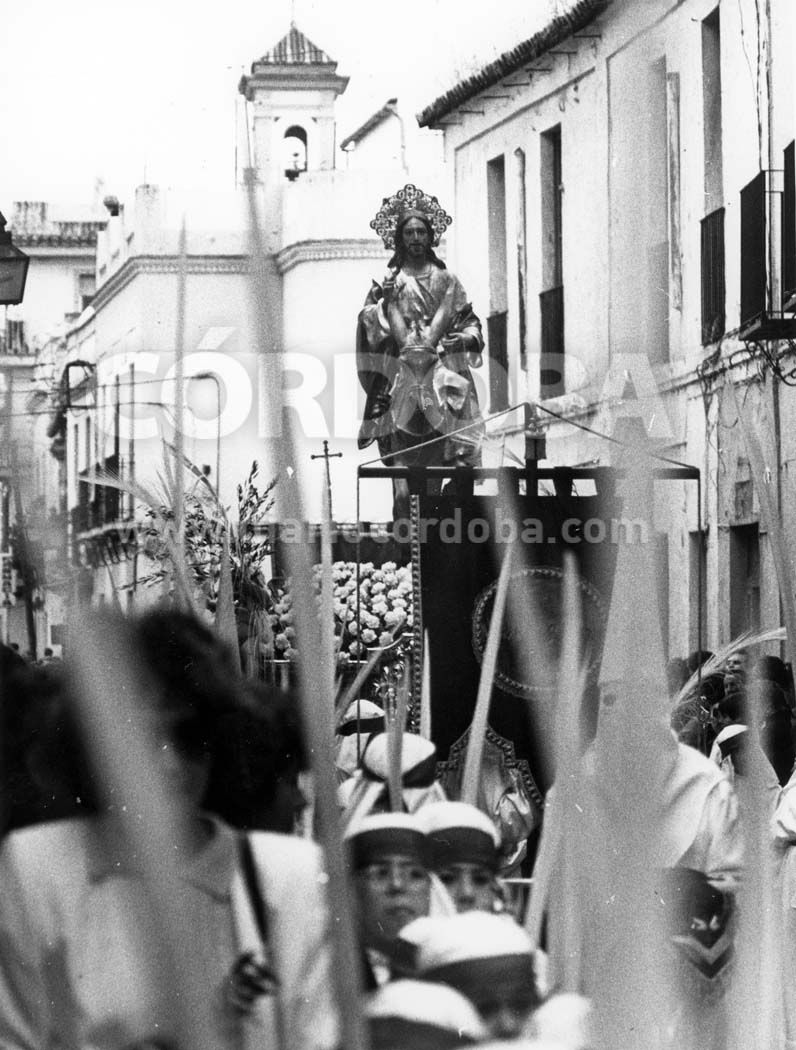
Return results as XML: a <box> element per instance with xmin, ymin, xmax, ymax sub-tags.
<box><xmin>418</xmin><ymin>801</ymin><xmax>502</xmax><ymax>914</ymax></box>
<box><xmin>341</xmin><ymin>733</ymin><xmax>447</xmax><ymax>822</ymax></box>
<box><xmin>344</xmin><ymin>812</ymin><xmax>435</xmax><ymax>988</ymax></box>
<box><xmin>335</xmin><ymin>699</ymin><xmax>385</xmax><ymax>781</ymax></box>
<box><xmin>365</xmin><ymin>978</ymin><xmax>488</xmax><ymax>1050</ymax></box>
<box><xmin>412</xmin><ymin>911</ymin><xmax>540</xmax><ymax>1040</ymax></box>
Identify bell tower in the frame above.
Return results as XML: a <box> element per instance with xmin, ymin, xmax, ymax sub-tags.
<box><xmin>239</xmin><ymin>24</ymin><xmax>349</xmax><ymax>184</ymax></box>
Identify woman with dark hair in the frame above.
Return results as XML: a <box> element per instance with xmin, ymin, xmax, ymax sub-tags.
<box><xmin>0</xmin><ymin>608</ymin><xmax>337</xmax><ymax>1050</ymax></box>
<box><xmin>1</xmin><ymin>662</ymin><xmax>85</xmax><ymax>835</ymax></box>
<box><xmin>357</xmin><ymin>185</ymin><xmax>484</xmax><ymax>521</ymax></box>
<box><xmin>205</xmin><ymin>680</ymin><xmax>309</xmax><ymax>833</ymax></box>
<box><xmin>673</xmin><ymin>672</ymin><xmax>725</xmax><ymax>755</ymax></box>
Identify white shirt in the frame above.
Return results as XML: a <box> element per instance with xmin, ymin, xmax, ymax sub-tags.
<box><xmin>0</xmin><ymin>816</ymin><xmax>338</xmax><ymax>1050</ymax></box>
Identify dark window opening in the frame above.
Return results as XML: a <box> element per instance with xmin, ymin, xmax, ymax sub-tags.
<box><xmin>689</xmin><ymin>531</ymin><xmax>707</xmax><ymax>654</ymax></box>
<box><xmin>283</xmin><ymin>125</ymin><xmax>308</xmax><ymax>180</ymax></box>
<box><xmin>740</xmin><ymin>171</ymin><xmax>766</xmax><ymax>326</ymax></box>
<box><xmin>78</xmin><ymin>272</ymin><xmax>96</xmax><ymax>312</ymax></box>
<box><xmin>701</xmin><ymin>207</ymin><xmax>725</xmax><ymax>344</ymax></box>
<box><xmin>540</xmin><ymin>125</ymin><xmax>564</xmax><ymax>398</ymax></box>
<box><xmin>730</xmin><ymin>523</ymin><xmax>760</xmax><ymax>637</ymax></box>
<box><xmin>487</xmin><ymin>155</ymin><xmax>509</xmax><ymax>411</ymax></box>
<box><xmin>783</xmin><ymin>141</ymin><xmax>795</xmax><ymax>303</ymax></box>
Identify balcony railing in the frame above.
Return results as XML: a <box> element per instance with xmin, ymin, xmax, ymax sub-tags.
<box><xmin>0</xmin><ymin>320</ymin><xmax>28</xmax><ymax>357</ymax></box>
<box><xmin>539</xmin><ymin>285</ymin><xmax>564</xmax><ymax>399</ymax></box>
<box><xmin>74</xmin><ymin>454</ymin><xmax>122</xmax><ymax>535</ymax></box>
<box><xmin>701</xmin><ymin>207</ymin><xmax>725</xmax><ymax>345</ymax></box>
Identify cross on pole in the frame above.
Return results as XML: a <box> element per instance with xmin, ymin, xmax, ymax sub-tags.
<box><xmin>311</xmin><ymin>440</ymin><xmax>343</xmax><ymax>522</ymax></box>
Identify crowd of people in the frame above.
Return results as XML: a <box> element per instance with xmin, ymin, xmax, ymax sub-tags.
<box><xmin>2</xmin><ymin>612</ymin><xmax>796</xmax><ymax>1049</ymax></box>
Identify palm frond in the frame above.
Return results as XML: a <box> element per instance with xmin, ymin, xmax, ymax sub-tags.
<box><xmin>88</xmin><ymin>470</ymin><xmax>165</xmax><ymax>515</ymax></box>
<box><xmin>333</xmin><ymin>637</ymin><xmax>398</xmax><ymax>729</ymax></box>
<box><xmin>673</xmin><ymin>626</ymin><xmax>787</xmax><ymax>713</ymax></box>
<box><xmin>385</xmin><ymin>661</ymin><xmax>410</xmax><ymax>813</ymax></box>
<box><xmin>462</xmin><ymin>547</ymin><xmax>513</xmax><ymax>806</ymax></box>
<box><xmin>215</xmin><ymin>530</ymin><xmax>241</xmax><ymax>672</ymax></box>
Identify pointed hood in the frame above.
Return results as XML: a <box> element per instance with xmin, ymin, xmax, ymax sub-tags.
<box><xmin>590</xmin><ymin>437</ymin><xmax>676</xmax><ymax>799</ymax></box>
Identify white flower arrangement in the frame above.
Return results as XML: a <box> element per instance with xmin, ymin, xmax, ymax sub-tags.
<box><xmin>267</xmin><ymin>561</ymin><xmax>414</xmax><ymax>665</ymax></box>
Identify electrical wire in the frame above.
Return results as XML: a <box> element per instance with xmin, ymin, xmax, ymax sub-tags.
<box><xmin>0</xmin><ymin>400</ymin><xmax>171</xmax><ymax>420</ymax></box>
<box><xmin>359</xmin><ymin>403</ymin><xmax>525</xmax><ymax>466</ymax></box>
<box><xmin>0</xmin><ymin>374</ymin><xmax>207</xmax><ymax>396</ymax></box>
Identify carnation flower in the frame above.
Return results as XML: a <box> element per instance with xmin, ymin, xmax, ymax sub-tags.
<box><xmin>267</xmin><ymin>559</ymin><xmax>412</xmax><ymax>665</ymax></box>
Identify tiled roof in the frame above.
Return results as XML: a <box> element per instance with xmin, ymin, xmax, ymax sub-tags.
<box><xmin>255</xmin><ymin>23</ymin><xmax>335</xmax><ymax>66</ymax></box>
<box><xmin>417</xmin><ymin>0</ymin><xmax>612</xmax><ymax>127</ymax></box>
<box><xmin>340</xmin><ymin>99</ymin><xmax>398</xmax><ymax>150</ymax></box>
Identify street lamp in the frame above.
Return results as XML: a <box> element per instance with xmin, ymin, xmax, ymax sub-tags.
<box><xmin>0</xmin><ymin>212</ymin><xmax>29</xmax><ymax>306</ymax></box>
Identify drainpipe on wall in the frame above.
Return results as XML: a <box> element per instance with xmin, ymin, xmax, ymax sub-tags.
<box><xmin>764</xmin><ymin>0</ymin><xmax>787</xmax><ymax>660</ymax></box>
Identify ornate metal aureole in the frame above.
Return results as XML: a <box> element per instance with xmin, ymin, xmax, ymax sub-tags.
<box><xmin>370</xmin><ymin>183</ymin><xmax>452</xmax><ymax>249</ymax></box>
<box><xmin>471</xmin><ymin>565</ymin><xmax>608</xmax><ymax>700</ymax></box>
<box><xmin>436</xmin><ymin>725</ymin><xmax>544</xmax><ymax>812</ymax></box>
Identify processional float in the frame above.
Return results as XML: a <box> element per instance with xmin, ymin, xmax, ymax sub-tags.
<box><xmin>352</xmin><ymin>184</ymin><xmax>701</xmax><ymax>867</ymax></box>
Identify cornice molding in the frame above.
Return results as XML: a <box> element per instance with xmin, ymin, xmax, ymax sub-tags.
<box><xmin>276</xmin><ymin>238</ymin><xmax>384</xmax><ymax>274</ymax></box>
<box><xmin>93</xmin><ymin>254</ymin><xmax>249</xmax><ymax>310</ymax></box>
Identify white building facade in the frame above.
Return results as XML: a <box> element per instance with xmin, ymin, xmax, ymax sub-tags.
<box><xmin>2</xmin><ymin>202</ymin><xmax>105</xmax><ymax>652</ymax></box>
<box><xmin>45</xmin><ymin>23</ymin><xmax>444</xmax><ymax>608</ymax></box>
<box><xmin>418</xmin><ymin>0</ymin><xmax>795</xmax><ymax>659</ymax></box>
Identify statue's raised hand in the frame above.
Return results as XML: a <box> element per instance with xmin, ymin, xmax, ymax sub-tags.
<box><xmin>381</xmin><ymin>268</ymin><xmax>399</xmax><ymax>305</ymax></box>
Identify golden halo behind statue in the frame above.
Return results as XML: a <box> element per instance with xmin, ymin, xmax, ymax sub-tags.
<box><xmin>370</xmin><ymin>183</ymin><xmax>452</xmax><ymax>249</ymax></box>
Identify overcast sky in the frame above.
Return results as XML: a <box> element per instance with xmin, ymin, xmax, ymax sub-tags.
<box><xmin>2</xmin><ymin>0</ymin><xmax>556</xmax><ymax>213</ymax></box>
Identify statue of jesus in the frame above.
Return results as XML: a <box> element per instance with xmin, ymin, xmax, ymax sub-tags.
<box><xmin>357</xmin><ymin>184</ymin><xmax>484</xmax><ymax>523</ymax></box>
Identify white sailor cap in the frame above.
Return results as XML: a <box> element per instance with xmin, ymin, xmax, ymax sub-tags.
<box><xmin>418</xmin><ymin>801</ymin><xmax>501</xmax><ymax>870</ymax></box>
<box><xmin>414</xmin><ymin>913</ymin><xmax>536</xmax><ymax>997</ymax></box>
<box><xmin>366</xmin><ymin>979</ymin><xmax>488</xmax><ymax>1049</ymax></box>
<box><xmin>524</xmin><ymin>992</ymin><xmax>594</xmax><ymax>1049</ymax></box>
<box><xmin>338</xmin><ymin>700</ymin><xmax>386</xmax><ymax>736</ymax></box>
<box><xmin>390</xmin><ymin>915</ymin><xmax>439</xmax><ymax>976</ymax></box>
<box><xmin>344</xmin><ymin>811</ymin><xmax>429</xmax><ymax>870</ymax></box>
<box><xmin>362</xmin><ymin>733</ymin><xmax>438</xmax><ymax>786</ymax></box>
